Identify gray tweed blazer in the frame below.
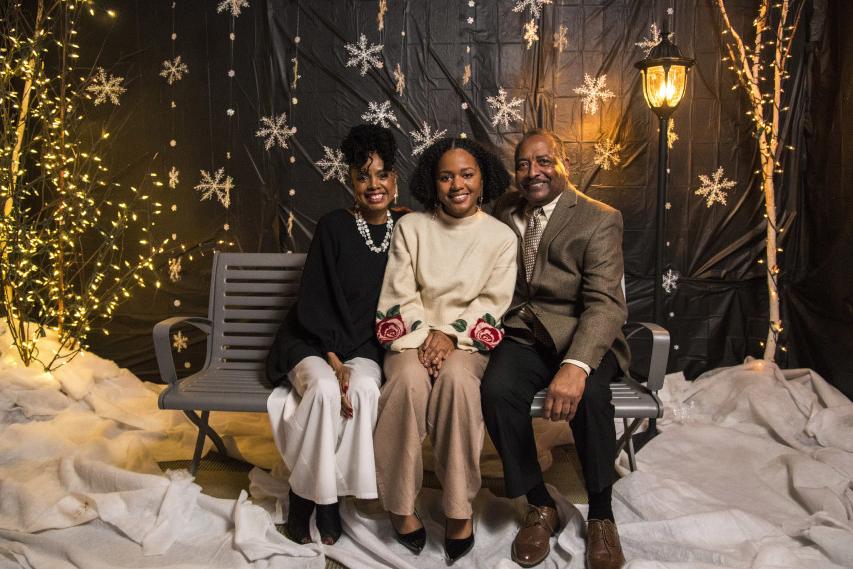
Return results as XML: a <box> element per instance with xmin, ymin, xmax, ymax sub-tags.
<box><xmin>494</xmin><ymin>186</ymin><xmax>630</xmax><ymax>375</ymax></box>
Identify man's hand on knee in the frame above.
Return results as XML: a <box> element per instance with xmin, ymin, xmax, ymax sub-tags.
<box><xmin>543</xmin><ymin>364</ymin><xmax>588</xmax><ymax>422</ymax></box>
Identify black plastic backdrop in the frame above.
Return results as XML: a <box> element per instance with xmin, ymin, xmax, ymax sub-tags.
<box><xmin>80</xmin><ymin>0</ymin><xmax>852</xmax><ymax>398</ymax></box>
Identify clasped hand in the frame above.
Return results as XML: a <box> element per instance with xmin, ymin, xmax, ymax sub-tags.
<box><xmin>418</xmin><ymin>330</ymin><xmax>455</xmax><ymax>378</ymax></box>
<box><xmin>326</xmin><ymin>352</ymin><xmax>353</xmax><ymax>419</ymax></box>
<box><xmin>543</xmin><ymin>363</ymin><xmax>587</xmax><ymax>422</ymax></box>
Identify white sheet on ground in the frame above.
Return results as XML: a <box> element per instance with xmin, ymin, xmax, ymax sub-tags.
<box><xmin>0</xmin><ymin>322</ymin><xmax>851</xmax><ymax>568</ymax></box>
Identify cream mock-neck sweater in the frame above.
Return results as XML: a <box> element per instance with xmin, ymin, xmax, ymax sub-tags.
<box><xmin>375</xmin><ymin>208</ymin><xmax>518</xmax><ymax>352</ymax></box>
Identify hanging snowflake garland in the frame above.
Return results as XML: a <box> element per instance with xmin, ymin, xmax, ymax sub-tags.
<box><xmin>86</xmin><ymin>67</ymin><xmax>126</xmax><ymax>106</ymax></box>
<box><xmin>512</xmin><ymin>0</ymin><xmax>553</xmax><ymax>19</ymax></box>
<box><xmin>410</xmin><ymin>122</ymin><xmax>448</xmax><ymax>156</ymax></box>
<box><xmin>316</xmin><ymin>146</ymin><xmax>348</xmax><ymax>183</ymax></box>
<box><xmin>195</xmin><ymin>167</ymin><xmax>234</xmax><ymax>209</ymax></box>
<box><xmin>593</xmin><ymin>137</ymin><xmax>622</xmax><ymax>170</ymax></box>
<box><xmin>344</xmin><ymin>34</ymin><xmax>384</xmax><ymax>76</ymax></box>
<box><xmin>393</xmin><ymin>63</ymin><xmax>406</xmax><ymax>97</ymax></box>
<box><xmin>256</xmin><ymin>113</ymin><xmax>297</xmax><ymax>151</ymax></box>
<box><xmin>667</xmin><ymin>119</ymin><xmax>679</xmax><ymax>148</ymax></box>
<box><xmin>172</xmin><ymin>331</ymin><xmax>188</xmax><ymax>352</ymax></box>
<box><xmin>553</xmin><ymin>25</ymin><xmax>568</xmax><ymax>52</ymax></box>
<box><xmin>462</xmin><ymin>64</ymin><xmax>472</xmax><ymax>86</ymax></box>
<box><xmin>695</xmin><ymin>167</ymin><xmax>736</xmax><ymax>207</ymax></box>
<box><xmin>377</xmin><ymin>0</ymin><xmax>388</xmax><ymax>31</ymax></box>
<box><xmin>662</xmin><ymin>269</ymin><xmax>679</xmax><ymax>294</ymax></box>
<box><xmin>486</xmin><ymin>87</ymin><xmax>524</xmax><ymax>130</ymax></box>
<box><xmin>168</xmin><ymin>166</ymin><xmax>179</xmax><ymax>189</ymax></box>
<box><xmin>160</xmin><ymin>56</ymin><xmax>188</xmax><ymax>85</ymax></box>
<box><xmin>361</xmin><ymin>100</ymin><xmax>399</xmax><ymax>128</ymax></box>
<box><xmin>168</xmin><ymin>257</ymin><xmax>182</xmax><ymax>282</ymax></box>
<box><xmin>217</xmin><ymin>0</ymin><xmax>249</xmax><ymax>17</ymax></box>
<box><xmin>523</xmin><ymin>19</ymin><xmax>539</xmax><ymax>49</ymax></box>
<box><xmin>573</xmin><ymin>73</ymin><xmax>615</xmax><ymax>115</ymax></box>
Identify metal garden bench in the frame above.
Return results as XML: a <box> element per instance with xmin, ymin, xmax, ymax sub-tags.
<box><xmin>155</xmin><ymin>252</ymin><xmax>669</xmax><ymax>475</ymax></box>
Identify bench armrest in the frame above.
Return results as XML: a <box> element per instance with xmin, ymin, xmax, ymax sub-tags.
<box><xmin>153</xmin><ymin>316</ymin><xmax>212</xmax><ymax>384</ymax></box>
<box><xmin>625</xmin><ymin>322</ymin><xmax>670</xmax><ymax>392</ymax></box>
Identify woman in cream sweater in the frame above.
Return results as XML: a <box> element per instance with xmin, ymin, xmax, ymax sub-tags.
<box><xmin>373</xmin><ymin>137</ymin><xmax>517</xmax><ymax>563</ymax></box>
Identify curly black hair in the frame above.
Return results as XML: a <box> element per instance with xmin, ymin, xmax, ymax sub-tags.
<box><xmin>409</xmin><ymin>137</ymin><xmax>511</xmax><ymax>208</ymax></box>
<box><xmin>340</xmin><ymin>123</ymin><xmax>398</xmax><ymax>171</ymax></box>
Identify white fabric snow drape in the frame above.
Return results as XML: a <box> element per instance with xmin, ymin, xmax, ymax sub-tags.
<box><xmin>1</xmin><ymin>323</ymin><xmax>851</xmax><ymax>568</ymax></box>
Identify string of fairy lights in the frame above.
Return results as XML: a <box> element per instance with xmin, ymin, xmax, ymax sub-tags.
<box><xmin>0</xmin><ymin>0</ymin><xmax>164</xmax><ymax>369</ymax></box>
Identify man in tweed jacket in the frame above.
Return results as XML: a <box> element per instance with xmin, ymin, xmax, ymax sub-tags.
<box><xmin>481</xmin><ymin>129</ymin><xmax>628</xmax><ymax>569</ymax></box>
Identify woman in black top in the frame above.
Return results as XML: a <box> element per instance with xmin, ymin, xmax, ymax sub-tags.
<box><xmin>266</xmin><ymin>124</ymin><xmax>403</xmax><ymax>545</ymax></box>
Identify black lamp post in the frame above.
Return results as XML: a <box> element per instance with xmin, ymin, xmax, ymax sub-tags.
<box><xmin>635</xmin><ymin>22</ymin><xmax>694</xmax><ymax>325</ymax></box>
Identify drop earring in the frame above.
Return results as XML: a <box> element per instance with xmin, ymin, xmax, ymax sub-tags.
<box><xmin>477</xmin><ymin>194</ymin><xmax>483</xmax><ymax>212</ymax></box>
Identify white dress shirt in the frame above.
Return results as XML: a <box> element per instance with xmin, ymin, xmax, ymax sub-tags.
<box><xmin>512</xmin><ymin>193</ymin><xmax>592</xmax><ymax>377</ymax></box>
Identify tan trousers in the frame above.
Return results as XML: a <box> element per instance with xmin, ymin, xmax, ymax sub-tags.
<box><xmin>374</xmin><ymin>349</ymin><xmax>488</xmax><ymax>519</ymax></box>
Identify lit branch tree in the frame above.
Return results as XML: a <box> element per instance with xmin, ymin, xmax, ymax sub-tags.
<box><xmin>715</xmin><ymin>0</ymin><xmax>804</xmax><ymax>360</ymax></box>
<box><xmin>1</xmin><ymin>0</ymin><xmax>163</xmax><ymax>370</ymax></box>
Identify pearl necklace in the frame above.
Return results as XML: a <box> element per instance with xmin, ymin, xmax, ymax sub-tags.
<box><xmin>354</xmin><ymin>209</ymin><xmax>394</xmax><ymax>253</ymax></box>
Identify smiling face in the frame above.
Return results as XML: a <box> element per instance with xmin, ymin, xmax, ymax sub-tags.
<box><xmin>515</xmin><ymin>134</ymin><xmax>568</xmax><ymax>207</ymax></box>
<box><xmin>435</xmin><ymin>148</ymin><xmax>482</xmax><ymax>218</ymax></box>
<box><xmin>351</xmin><ymin>152</ymin><xmax>396</xmax><ymax>217</ymax></box>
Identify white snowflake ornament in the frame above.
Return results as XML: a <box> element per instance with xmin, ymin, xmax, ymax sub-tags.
<box><xmin>344</xmin><ymin>34</ymin><xmax>384</xmax><ymax>76</ymax></box>
<box><xmin>573</xmin><ymin>73</ymin><xmax>615</xmax><ymax>115</ymax></box>
<box><xmin>593</xmin><ymin>138</ymin><xmax>622</xmax><ymax>170</ymax></box>
<box><xmin>361</xmin><ymin>100</ymin><xmax>398</xmax><ymax>128</ymax></box>
<box><xmin>512</xmin><ymin>0</ymin><xmax>553</xmax><ymax>19</ymax></box>
<box><xmin>410</xmin><ymin>122</ymin><xmax>448</xmax><ymax>156</ymax></box>
<box><xmin>315</xmin><ymin>146</ymin><xmax>348</xmax><ymax>183</ymax></box>
<box><xmin>553</xmin><ymin>25</ymin><xmax>568</xmax><ymax>52</ymax></box>
<box><xmin>160</xmin><ymin>56</ymin><xmax>188</xmax><ymax>85</ymax></box>
<box><xmin>217</xmin><ymin>0</ymin><xmax>249</xmax><ymax>17</ymax></box>
<box><xmin>667</xmin><ymin>119</ymin><xmax>679</xmax><ymax>148</ymax></box>
<box><xmin>172</xmin><ymin>331</ymin><xmax>188</xmax><ymax>352</ymax></box>
<box><xmin>393</xmin><ymin>63</ymin><xmax>405</xmax><ymax>96</ymax></box>
<box><xmin>168</xmin><ymin>166</ymin><xmax>179</xmax><ymax>189</ymax></box>
<box><xmin>256</xmin><ymin>113</ymin><xmax>297</xmax><ymax>151</ymax></box>
<box><xmin>523</xmin><ymin>19</ymin><xmax>539</xmax><ymax>49</ymax></box>
<box><xmin>695</xmin><ymin>166</ymin><xmax>736</xmax><ymax>207</ymax></box>
<box><xmin>86</xmin><ymin>67</ymin><xmax>126</xmax><ymax>106</ymax></box>
<box><xmin>194</xmin><ymin>167</ymin><xmax>234</xmax><ymax>209</ymax></box>
<box><xmin>635</xmin><ymin>23</ymin><xmax>675</xmax><ymax>57</ymax></box>
<box><xmin>662</xmin><ymin>269</ymin><xmax>679</xmax><ymax>294</ymax></box>
<box><xmin>168</xmin><ymin>257</ymin><xmax>182</xmax><ymax>282</ymax></box>
<box><xmin>486</xmin><ymin>87</ymin><xmax>524</xmax><ymax>130</ymax></box>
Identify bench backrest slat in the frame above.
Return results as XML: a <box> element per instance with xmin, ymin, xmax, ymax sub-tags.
<box><xmin>206</xmin><ymin>252</ymin><xmax>305</xmax><ymax>374</ymax></box>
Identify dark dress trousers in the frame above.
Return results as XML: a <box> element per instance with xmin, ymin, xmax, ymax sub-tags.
<box><xmin>481</xmin><ymin>187</ymin><xmax>629</xmax><ymax>496</ymax></box>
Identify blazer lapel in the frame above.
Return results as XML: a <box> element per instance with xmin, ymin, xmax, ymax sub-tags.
<box><xmin>529</xmin><ymin>187</ymin><xmax>579</xmax><ymax>292</ymax></box>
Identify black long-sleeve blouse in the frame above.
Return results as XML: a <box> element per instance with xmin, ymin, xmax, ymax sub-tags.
<box><xmin>266</xmin><ymin>208</ymin><xmax>404</xmax><ymax>387</ymax></box>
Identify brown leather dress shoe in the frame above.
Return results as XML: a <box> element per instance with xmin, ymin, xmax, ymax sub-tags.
<box><xmin>585</xmin><ymin>519</ymin><xmax>626</xmax><ymax>569</ymax></box>
<box><xmin>511</xmin><ymin>504</ymin><xmax>560</xmax><ymax>567</ymax></box>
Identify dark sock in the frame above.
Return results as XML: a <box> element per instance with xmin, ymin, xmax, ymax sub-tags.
<box><xmin>587</xmin><ymin>486</ymin><xmax>614</xmax><ymax>521</ymax></box>
<box><xmin>525</xmin><ymin>480</ymin><xmax>556</xmax><ymax>508</ymax></box>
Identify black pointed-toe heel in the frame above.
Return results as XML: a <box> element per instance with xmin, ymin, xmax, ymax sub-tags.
<box><xmin>444</xmin><ymin>520</ymin><xmax>474</xmax><ymax>564</ymax></box>
<box><xmin>392</xmin><ymin>511</ymin><xmax>426</xmax><ymax>555</ymax></box>
<box><xmin>284</xmin><ymin>489</ymin><xmax>315</xmax><ymax>545</ymax></box>
<box><xmin>316</xmin><ymin>501</ymin><xmax>342</xmax><ymax>545</ymax></box>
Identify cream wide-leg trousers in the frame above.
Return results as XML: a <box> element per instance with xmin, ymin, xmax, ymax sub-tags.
<box><xmin>267</xmin><ymin>356</ymin><xmax>381</xmax><ymax>505</ymax></box>
<box><xmin>374</xmin><ymin>349</ymin><xmax>488</xmax><ymax>519</ymax></box>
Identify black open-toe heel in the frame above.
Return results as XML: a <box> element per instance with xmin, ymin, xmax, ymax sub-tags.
<box><xmin>444</xmin><ymin>519</ymin><xmax>474</xmax><ymax>564</ymax></box>
<box><xmin>392</xmin><ymin>511</ymin><xmax>426</xmax><ymax>554</ymax></box>
<box><xmin>284</xmin><ymin>489</ymin><xmax>315</xmax><ymax>545</ymax></box>
<box><xmin>316</xmin><ymin>501</ymin><xmax>342</xmax><ymax>545</ymax></box>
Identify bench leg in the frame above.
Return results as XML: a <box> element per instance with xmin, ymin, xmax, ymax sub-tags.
<box><xmin>616</xmin><ymin>418</ymin><xmax>642</xmax><ymax>472</ymax></box>
<box><xmin>183</xmin><ymin>410</ymin><xmax>228</xmax><ymax>476</ymax></box>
